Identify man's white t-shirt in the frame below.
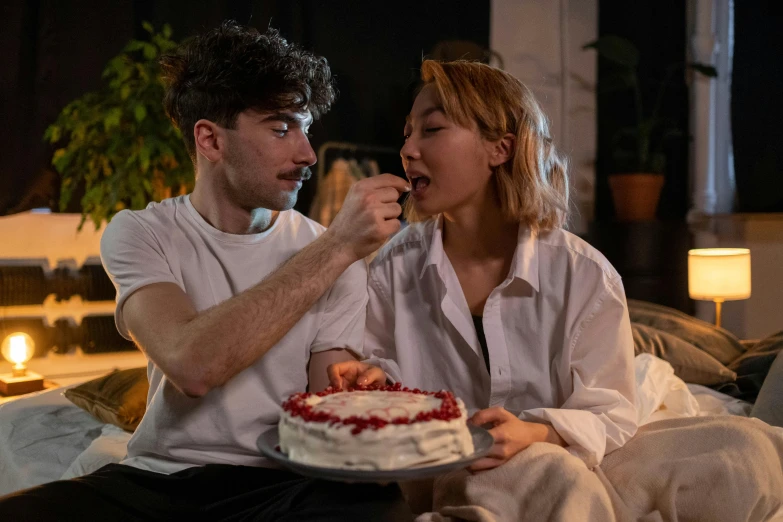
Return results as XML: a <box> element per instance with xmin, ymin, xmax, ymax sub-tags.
<box><xmin>100</xmin><ymin>195</ymin><xmax>367</xmax><ymax>474</ymax></box>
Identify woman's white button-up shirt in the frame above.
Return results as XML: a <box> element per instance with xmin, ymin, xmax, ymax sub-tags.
<box><xmin>364</xmin><ymin>217</ymin><xmax>637</xmax><ymax>467</ymax></box>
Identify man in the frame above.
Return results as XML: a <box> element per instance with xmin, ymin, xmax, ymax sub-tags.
<box><xmin>0</xmin><ymin>21</ymin><xmax>412</xmax><ymax>520</ymax></box>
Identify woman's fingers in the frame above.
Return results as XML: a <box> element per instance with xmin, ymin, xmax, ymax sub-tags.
<box><xmin>327</xmin><ymin>362</ymin><xmax>385</xmax><ymax>389</ymax></box>
<box><xmin>326</xmin><ymin>362</ymin><xmax>344</xmax><ymax>389</ymax></box>
<box><xmin>327</xmin><ymin>361</ymin><xmax>360</xmax><ymax>390</ymax></box>
<box><xmin>467</xmin><ymin>456</ymin><xmax>504</xmax><ymax>472</ymax></box>
<box><xmin>357</xmin><ymin>366</ymin><xmax>386</xmax><ymax>386</ymax></box>
<box><xmin>469</xmin><ymin>407</ymin><xmax>511</xmax><ymax>428</ymax></box>
<box><xmin>468</xmin><ymin>438</ymin><xmax>516</xmax><ymax>472</ymax></box>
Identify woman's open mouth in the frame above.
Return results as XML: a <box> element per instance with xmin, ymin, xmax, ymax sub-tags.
<box><xmin>408</xmin><ymin>173</ymin><xmax>431</xmax><ymax>197</ymax></box>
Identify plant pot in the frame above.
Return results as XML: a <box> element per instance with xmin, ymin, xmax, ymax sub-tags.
<box><xmin>608</xmin><ymin>173</ymin><xmax>665</xmax><ymax>221</ymax></box>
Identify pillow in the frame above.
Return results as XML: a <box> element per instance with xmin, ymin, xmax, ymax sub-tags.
<box><xmin>628</xmin><ymin>299</ymin><xmax>745</xmax><ymax>365</ymax></box>
<box><xmin>632</xmin><ymin>323</ymin><xmax>737</xmax><ymax>385</ymax></box>
<box><xmin>729</xmin><ymin>330</ymin><xmax>783</xmax><ymax>373</ymax></box>
<box><xmin>64</xmin><ymin>368</ymin><xmax>148</xmax><ymax>432</ymax></box>
<box><xmin>724</xmin><ymin>330</ymin><xmax>783</xmax><ymax>402</ymax></box>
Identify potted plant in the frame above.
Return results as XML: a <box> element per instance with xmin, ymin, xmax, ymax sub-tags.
<box><xmin>44</xmin><ymin>22</ymin><xmax>193</xmax><ymax>230</ymax></box>
<box><xmin>583</xmin><ymin>35</ymin><xmax>717</xmax><ymax>221</ymax></box>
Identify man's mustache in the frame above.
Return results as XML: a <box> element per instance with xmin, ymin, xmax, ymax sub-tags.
<box><xmin>278</xmin><ymin>167</ymin><xmax>312</xmax><ymax>181</ymax></box>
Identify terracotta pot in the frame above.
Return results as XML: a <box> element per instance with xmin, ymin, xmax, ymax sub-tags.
<box><xmin>608</xmin><ymin>173</ymin><xmax>665</xmax><ymax>221</ymax></box>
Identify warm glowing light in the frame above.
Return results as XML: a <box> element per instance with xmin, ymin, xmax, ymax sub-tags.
<box><xmin>688</xmin><ymin>248</ymin><xmax>751</xmax><ymax>301</ymax></box>
<box><xmin>688</xmin><ymin>248</ymin><xmax>751</xmax><ymax>328</ymax></box>
<box><xmin>1</xmin><ymin>332</ymin><xmax>35</xmax><ymax>375</ymax></box>
<box><xmin>10</xmin><ymin>335</ymin><xmax>27</xmax><ymax>365</ymax></box>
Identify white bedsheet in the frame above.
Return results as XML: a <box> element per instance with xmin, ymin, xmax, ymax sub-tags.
<box><xmin>0</xmin><ymin>385</ymin><xmax>105</xmax><ymax>496</ymax></box>
<box><xmin>634</xmin><ymin>353</ymin><xmax>753</xmax><ymax>425</ymax></box>
<box><xmin>60</xmin><ymin>423</ymin><xmax>131</xmax><ymax>480</ymax></box>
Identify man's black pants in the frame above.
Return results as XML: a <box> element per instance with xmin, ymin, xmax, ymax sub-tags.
<box><xmin>0</xmin><ymin>463</ymin><xmax>413</xmax><ymax>521</ymax></box>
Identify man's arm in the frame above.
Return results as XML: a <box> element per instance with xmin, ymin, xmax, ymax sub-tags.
<box><xmin>123</xmin><ymin>233</ymin><xmax>353</xmax><ymax>397</ymax></box>
<box><xmin>120</xmin><ymin>174</ymin><xmax>409</xmax><ymax>397</ymax></box>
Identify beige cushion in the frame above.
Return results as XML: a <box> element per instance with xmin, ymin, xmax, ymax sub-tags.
<box><xmin>628</xmin><ymin>299</ymin><xmax>745</xmax><ymax>365</ymax></box>
<box><xmin>632</xmin><ymin>323</ymin><xmax>737</xmax><ymax>385</ymax></box>
<box><xmin>64</xmin><ymin>368</ymin><xmax>148</xmax><ymax>432</ymax></box>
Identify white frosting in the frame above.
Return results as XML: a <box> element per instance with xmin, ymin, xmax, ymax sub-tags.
<box><xmin>279</xmin><ymin>391</ymin><xmax>475</xmax><ymax>470</ymax></box>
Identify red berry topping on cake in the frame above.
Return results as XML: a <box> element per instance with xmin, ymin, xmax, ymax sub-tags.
<box><xmin>281</xmin><ymin>384</ymin><xmax>462</xmax><ymax>434</ymax></box>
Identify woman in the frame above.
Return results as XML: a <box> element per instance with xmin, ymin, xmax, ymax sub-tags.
<box><xmin>329</xmin><ymin>60</ymin><xmax>637</xmax><ymax>477</ymax></box>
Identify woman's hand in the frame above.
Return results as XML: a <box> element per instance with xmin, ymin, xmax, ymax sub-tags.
<box><xmin>468</xmin><ymin>407</ymin><xmax>565</xmax><ymax>472</ymax></box>
<box><xmin>327</xmin><ymin>360</ymin><xmax>387</xmax><ymax>390</ymax></box>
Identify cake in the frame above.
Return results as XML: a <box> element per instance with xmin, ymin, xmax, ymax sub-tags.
<box><xmin>279</xmin><ymin>383</ymin><xmax>475</xmax><ymax>470</ymax></box>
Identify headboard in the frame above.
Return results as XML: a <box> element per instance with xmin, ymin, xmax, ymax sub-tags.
<box><xmin>0</xmin><ymin>210</ymin><xmax>135</xmax><ymax>359</ymax></box>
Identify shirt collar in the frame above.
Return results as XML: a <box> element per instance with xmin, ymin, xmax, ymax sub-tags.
<box><xmin>419</xmin><ymin>215</ymin><xmax>446</xmax><ymax>279</ymax></box>
<box><xmin>510</xmin><ymin>225</ymin><xmax>540</xmax><ymax>292</ymax></box>
<box><xmin>419</xmin><ymin>215</ymin><xmax>540</xmax><ymax>293</ymax></box>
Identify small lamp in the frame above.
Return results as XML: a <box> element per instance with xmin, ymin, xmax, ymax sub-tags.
<box><xmin>688</xmin><ymin>248</ymin><xmax>751</xmax><ymax>327</ymax></box>
<box><xmin>0</xmin><ymin>332</ymin><xmax>44</xmax><ymax>396</ymax></box>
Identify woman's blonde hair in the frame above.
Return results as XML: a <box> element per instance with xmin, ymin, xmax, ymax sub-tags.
<box><xmin>404</xmin><ymin>60</ymin><xmax>569</xmax><ymax>230</ymax></box>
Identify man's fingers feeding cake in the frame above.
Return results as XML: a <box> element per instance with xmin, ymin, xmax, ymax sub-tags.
<box><xmin>279</xmin><ymin>383</ymin><xmax>475</xmax><ymax>470</ymax></box>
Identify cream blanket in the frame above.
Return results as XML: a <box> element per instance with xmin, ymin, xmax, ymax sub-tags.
<box><xmin>410</xmin><ymin>416</ymin><xmax>783</xmax><ymax>522</ymax></box>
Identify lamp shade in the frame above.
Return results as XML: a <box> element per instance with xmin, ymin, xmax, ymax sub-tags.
<box><xmin>688</xmin><ymin>248</ymin><xmax>751</xmax><ymax>301</ymax></box>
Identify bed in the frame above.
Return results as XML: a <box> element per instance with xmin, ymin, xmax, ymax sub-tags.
<box><xmin>0</xmin><ymin>383</ymin><xmax>129</xmax><ymax>495</ymax></box>
<box><xmin>0</xmin><ymin>353</ymin><xmax>765</xmax><ymax>497</ymax></box>
<box><xmin>1</xmin><ymin>298</ymin><xmax>781</xmax><ymax>519</ymax></box>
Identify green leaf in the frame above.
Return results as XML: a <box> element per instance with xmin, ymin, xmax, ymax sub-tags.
<box><xmin>139</xmin><ymin>144</ymin><xmax>151</xmax><ymax>173</ymax></box>
<box><xmin>612</xmin><ymin>148</ymin><xmax>639</xmax><ymax>172</ymax></box>
<box><xmin>661</xmin><ymin>129</ymin><xmax>685</xmax><ymax>142</ymax></box>
<box><xmin>124</xmin><ymin>40</ymin><xmax>145</xmax><ymax>52</ymax></box>
<box><xmin>103</xmin><ymin>107</ymin><xmax>123</xmax><ymax>131</ymax></box>
<box><xmin>103</xmin><ymin>56</ymin><xmax>127</xmax><ymax>79</ymax></box>
<box><xmin>131</xmin><ymin>192</ymin><xmax>146</xmax><ymax>209</ymax></box>
<box><xmin>610</xmin><ymin>127</ymin><xmax>639</xmax><ymax>149</ymax></box>
<box><xmin>134</xmin><ymin>62</ymin><xmax>150</xmax><ymax>82</ymax></box>
<box><xmin>44</xmin><ymin>125</ymin><xmax>61</xmax><ymax>143</ymax></box>
<box><xmin>598</xmin><ymin>72</ymin><xmax>634</xmax><ymax>94</ymax></box>
<box><xmin>46</xmin><ymin>22</ymin><xmax>194</xmax><ymax>229</ymax></box>
<box><xmin>134</xmin><ymin>104</ymin><xmax>147</xmax><ymax>122</ymax></box>
<box><xmin>52</xmin><ymin>148</ymin><xmax>68</xmax><ymax>172</ymax></box>
<box><xmin>142</xmin><ymin>42</ymin><xmax>157</xmax><ymax>61</ymax></box>
<box><xmin>583</xmin><ymin>36</ymin><xmax>639</xmax><ymax>68</ymax></box>
<box><xmin>649</xmin><ymin>153</ymin><xmax>667</xmax><ymax>174</ymax></box>
<box><xmin>142</xmin><ymin>21</ymin><xmax>154</xmax><ymax>34</ymax></box>
<box><xmin>124</xmin><ymin>152</ymin><xmax>138</xmax><ymax>168</ymax></box>
<box><xmin>639</xmin><ymin>119</ymin><xmax>656</xmax><ymax>138</ymax></box>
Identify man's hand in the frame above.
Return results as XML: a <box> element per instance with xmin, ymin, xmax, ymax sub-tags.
<box><xmin>467</xmin><ymin>407</ymin><xmax>565</xmax><ymax>472</ymax></box>
<box><xmin>325</xmin><ymin>174</ymin><xmax>410</xmax><ymax>261</ymax></box>
<box><xmin>327</xmin><ymin>360</ymin><xmax>387</xmax><ymax>390</ymax></box>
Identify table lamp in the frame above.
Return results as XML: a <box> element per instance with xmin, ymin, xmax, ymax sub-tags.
<box><xmin>0</xmin><ymin>332</ymin><xmax>44</xmax><ymax>396</ymax></box>
<box><xmin>688</xmin><ymin>248</ymin><xmax>751</xmax><ymax>327</ymax></box>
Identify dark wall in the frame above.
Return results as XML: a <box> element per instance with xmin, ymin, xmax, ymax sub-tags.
<box><xmin>1</xmin><ymin>1</ymin><xmax>137</xmax><ymax>214</ymax></box>
<box><xmin>1</xmin><ymin>0</ymin><xmax>490</xmax><ymax>216</ymax></box>
<box><xmin>732</xmin><ymin>0</ymin><xmax>783</xmax><ymax>213</ymax></box>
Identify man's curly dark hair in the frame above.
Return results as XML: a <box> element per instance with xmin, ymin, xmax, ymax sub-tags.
<box><xmin>160</xmin><ymin>21</ymin><xmax>336</xmax><ymax>163</ymax></box>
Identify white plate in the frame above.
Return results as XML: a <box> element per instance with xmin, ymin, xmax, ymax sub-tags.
<box><xmin>257</xmin><ymin>424</ymin><xmax>494</xmax><ymax>483</ymax></box>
